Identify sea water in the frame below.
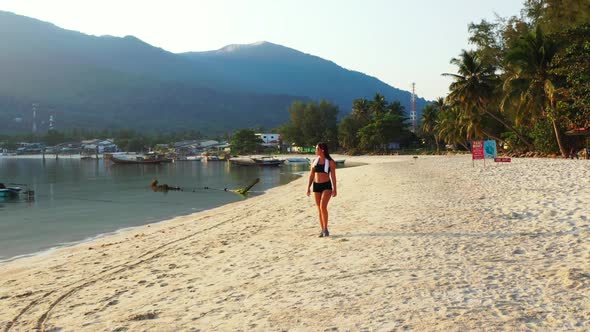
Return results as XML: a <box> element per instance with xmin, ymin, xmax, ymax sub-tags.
<box><xmin>0</xmin><ymin>157</ymin><xmax>311</xmax><ymax>261</ymax></box>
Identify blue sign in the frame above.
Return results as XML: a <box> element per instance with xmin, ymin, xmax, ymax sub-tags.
<box><xmin>484</xmin><ymin>140</ymin><xmax>497</xmax><ymax>159</ymax></box>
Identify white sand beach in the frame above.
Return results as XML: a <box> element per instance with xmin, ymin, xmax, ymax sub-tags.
<box><xmin>0</xmin><ymin>155</ymin><xmax>588</xmax><ymax>331</ymax></box>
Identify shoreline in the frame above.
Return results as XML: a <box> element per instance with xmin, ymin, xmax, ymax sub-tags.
<box><xmin>0</xmin><ymin>153</ymin><xmax>325</xmax><ymax>262</ymax></box>
<box><xmin>0</xmin><ymin>153</ymin><xmax>338</xmax><ymax>263</ymax></box>
<box><xmin>0</xmin><ymin>209</ymin><xmax>208</xmax><ymax>264</ymax></box>
<box><xmin>1</xmin><ymin>155</ymin><xmax>588</xmax><ymax>330</ymax></box>
<box><xmin>0</xmin><ymin>153</ymin><xmax>348</xmax><ymax>264</ymax></box>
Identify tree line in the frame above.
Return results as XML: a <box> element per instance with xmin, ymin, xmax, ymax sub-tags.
<box><xmin>2</xmin><ymin>95</ymin><xmax>417</xmax><ymax>155</ymax></box>
<box><xmin>420</xmin><ymin>0</ymin><xmax>590</xmax><ymax>156</ymax></box>
<box><xmin>276</xmin><ymin>96</ymin><xmax>414</xmax><ymax>154</ymax></box>
<box><xmin>226</xmin><ymin>96</ymin><xmax>416</xmax><ymax>155</ymax></box>
<box><xmin>0</xmin><ymin>129</ymin><xmax>205</xmax><ymax>152</ymax></box>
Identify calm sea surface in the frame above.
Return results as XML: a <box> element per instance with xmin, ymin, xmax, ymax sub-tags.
<box><xmin>0</xmin><ymin>157</ymin><xmax>312</xmax><ymax>261</ymax></box>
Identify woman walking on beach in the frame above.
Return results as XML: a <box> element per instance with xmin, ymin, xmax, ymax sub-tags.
<box><xmin>306</xmin><ymin>142</ymin><xmax>337</xmax><ymax>237</ymax></box>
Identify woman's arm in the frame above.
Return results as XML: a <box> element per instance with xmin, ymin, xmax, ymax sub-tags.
<box><xmin>306</xmin><ymin>166</ymin><xmax>315</xmax><ymax>196</ymax></box>
<box><xmin>330</xmin><ymin>160</ymin><xmax>337</xmax><ymax>197</ymax></box>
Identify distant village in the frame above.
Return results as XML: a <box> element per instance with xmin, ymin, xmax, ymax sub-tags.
<box><xmin>0</xmin><ymin>133</ymin><xmax>294</xmax><ymax>157</ymax></box>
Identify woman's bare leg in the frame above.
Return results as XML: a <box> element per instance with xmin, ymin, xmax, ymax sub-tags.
<box><xmin>314</xmin><ymin>192</ymin><xmax>324</xmax><ymax>231</ymax></box>
<box><xmin>320</xmin><ymin>190</ymin><xmax>332</xmax><ymax>233</ymax></box>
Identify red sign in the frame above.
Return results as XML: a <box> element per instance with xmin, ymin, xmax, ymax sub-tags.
<box><xmin>472</xmin><ymin>141</ymin><xmax>484</xmax><ymax>160</ymax></box>
<box><xmin>494</xmin><ymin>158</ymin><xmax>512</xmax><ymax>163</ymax></box>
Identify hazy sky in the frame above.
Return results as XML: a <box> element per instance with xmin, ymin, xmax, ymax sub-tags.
<box><xmin>1</xmin><ymin>0</ymin><xmax>524</xmax><ymax>100</ymax></box>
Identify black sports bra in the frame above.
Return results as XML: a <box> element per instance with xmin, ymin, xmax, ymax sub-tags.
<box><xmin>313</xmin><ymin>157</ymin><xmax>331</xmax><ymax>173</ymax></box>
<box><xmin>314</xmin><ymin>162</ymin><xmax>329</xmax><ymax>173</ymax></box>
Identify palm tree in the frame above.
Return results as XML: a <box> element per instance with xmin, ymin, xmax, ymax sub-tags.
<box><xmin>420</xmin><ymin>103</ymin><xmax>440</xmax><ymax>152</ymax></box>
<box><xmin>434</xmin><ymin>105</ymin><xmax>469</xmax><ymax>151</ymax></box>
<box><xmin>502</xmin><ymin>25</ymin><xmax>567</xmax><ymax>156</ymax></box>
<box><xmin>369</xmin><ymin>93</ymin><xmax>387</xmax><ymax>117</ymax></box>
<box><xmin>432</xmin><ymin>97</ymin><xmax>446</xmax><ymax>112</ymax></box>
<box><xmin>352</xmin><ymin>98</ymin><xmax>370</xmax><ymax>120</ymax></box>
<box><xmin>387</xmin><ymin>100</ymin><xmax>405</xmax><ymax>117</ymax></box>
<box><xmin>443</xmin><ymin>50</ymin><xmax>534</xmax><ymax>150</ymax></box>
<box><xmin>424</xmin><ymin>97</ymin><xmax>498</xmax><ymax>152</ymax></box>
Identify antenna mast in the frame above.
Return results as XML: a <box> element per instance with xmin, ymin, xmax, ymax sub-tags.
<box><xmin>32</xmin><ymin>103</ymin><xmax>38</xmax><ymax>134</ymax></box>
<box><xmin>411</xmin><ymin>83</ymin><xmax>416</xmax><ymax>133</ymax></box>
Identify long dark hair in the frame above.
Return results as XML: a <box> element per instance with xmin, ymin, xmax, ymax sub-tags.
<box><xmin>317</xmin><ymin>142</ymin><xmax>333</xmax><ymax>161</ymax></box>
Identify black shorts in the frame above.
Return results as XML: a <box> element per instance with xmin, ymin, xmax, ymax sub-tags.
<box><xmin>313</xmin><ymin>181</ymin><xmax>332</xmax><ymax>193</ymax></box>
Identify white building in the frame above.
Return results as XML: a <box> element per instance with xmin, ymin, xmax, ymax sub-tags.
<box><xmin>255</xmin><ymin>133</ymin><xmax>280</xmax><ymax>147</ymax></box>
<box><xmin>81</xmin><ymin>139</ymin><xmax>118</xmax><ymax>153</ymax></box>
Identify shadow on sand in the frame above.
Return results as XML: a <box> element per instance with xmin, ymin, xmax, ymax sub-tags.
<box><xmin>329</xmin><ymin>226</ymin><xmax>589</xmax><ymax>240</ymax></box>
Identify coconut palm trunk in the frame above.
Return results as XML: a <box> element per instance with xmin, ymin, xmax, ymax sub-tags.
<box><xmin>434</xmin><ymin>136</ymin><xmax>440</xmax><ymax>153</ymax></box>
<box><xmin>545</xmin><ymin>84</ymin><xmax>568</xmax><ymax>158</ymax></box>
<box><xmin>483</xmin><ymin>107</ymin><xmax>533</xmax><ymax>150</ymax></box>
<box><xmin>481</xmin><ymin>129</ymin><xmax>505</xmax><ymax>145</ymax></box>
<box><xmin>551</xmin><ymin>118</ymin><xmax>567</xmax><ymax>157</ymax></box>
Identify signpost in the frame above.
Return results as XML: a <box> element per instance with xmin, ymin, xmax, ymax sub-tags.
<box><xmin>472</xmin><ymin>141</ymin><xmax>484</xmax><ymax>167</ymax></box>
<box><xmin>473</xmin><ymin>140</ymin><xmax>511</xmax><ymax>166</ymax></box>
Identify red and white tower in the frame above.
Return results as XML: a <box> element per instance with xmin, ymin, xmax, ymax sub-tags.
<box><xmin>411</xmin><ymin>83</ymin><xmax>416</xmax><ymax>133</ymax></box>
<box><xmin>32</xmin><ymin>103</ymin><xmax>38</xmax><ymax>134</ymax></box>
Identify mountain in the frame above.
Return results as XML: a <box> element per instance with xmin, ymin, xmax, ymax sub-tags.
<box><xmin>0</xmin><ymin>11</ymin><xmax>428</xmax><ymax>134</ymax></box>
<box><xmin>181</xmin><ymin>42</ymin><xmax>428</xmax><ymax>113</ymax></box>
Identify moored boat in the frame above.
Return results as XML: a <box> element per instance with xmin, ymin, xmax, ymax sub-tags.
<box><xmin>230</xmin><ymin>156</ymin><xmax>284</xmax><ymax>166</ymax></box>
<box><xmin>0</xmin><ymin>183</ymin><xmax>26</xmax><ymax>199</ymax></box>
<box><xmin>229</xmin><ymin>157</ymin><xmax>257</xmax><ymax>166</ymax></box>
<box><xmin>174</xmin><ymin>155</ymin><xmax>203</xmax><ymax>162</ymax></box>
<box><xmin>205</xmin><ymin>154</ymin><xmax>229</xmax><ymax>161</ymax></box>
<box><xmin>0</xmin><ymin>187</ymin><xmax>21</xmax><ymax>198</ymax></box>
<box><xmin>251</xmin><ymin>156</ymin><xmax>284</xmax><ymax>167</ymax></box>
<box><xmin>111</xmin><ymin>153</ymin><xmax>168</xmax><ymax>164</ymax></box>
